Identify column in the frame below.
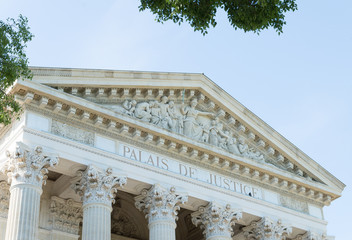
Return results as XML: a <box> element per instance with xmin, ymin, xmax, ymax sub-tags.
<box><xmin>242</xmin><ymin>217</ymin><xmax>292</xmax><ymax>240</ymax></box>
<box><xmin>134</xmin><ymin>184</ymin><xmax>188</xmax><ymax>240</ymax></box>
<box><xmin>72</xmin><ymin>165</ymin><xmax>127</xmax><ymax>240</ymax></box>
<box><xmin>1</xmin><ymin>142</ymin><xmax>59</xmax><ymax>240</ymax></box>
<box><xmin>191</xmin><ymin>202</ymin><xmax>242</xmax><ymax>240</ymax></box>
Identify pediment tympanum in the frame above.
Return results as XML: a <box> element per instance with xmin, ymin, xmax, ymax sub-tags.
<box><xmin>103</xmin><ymin>97</ymin><xmax>266</xmax><ymax>163</ymax></box>
<box><xmin>43</xmin><ymin>87</ymin><xmax>305</xmax><ymax>179</ymax></box>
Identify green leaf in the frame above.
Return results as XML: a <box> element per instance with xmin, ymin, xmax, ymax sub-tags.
<box><xmin>0</xmin><ymin>15</ymin><xmax>34</xmax><ymax>126</ymax></box>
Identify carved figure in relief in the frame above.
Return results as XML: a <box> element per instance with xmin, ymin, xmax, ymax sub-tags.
<box><xmin>117</xmin><ymin>97</ymin><xmax>269</xmax><ymax>164</ymax></box>
<box><xmin>219</xmin><ymin>130</ymin><xmax>231</xmax><ymax>150</ymax></box>
<box><xmin>168</xmin><ymin>101</ymin><xmax>183</xmax><ymax>133</ymax></box>
<box><xmin>181</xmin><ymin>98</ymin><xmax>214</xmax><ymax>140</ymax></box>
<box><xmin>134</xmin><ymin>101</ymin><xmax>152</xmax><ymax>122</ymax></box>
<box><xmin>209</xmin><ymin>117</ymin><xmax>228</xmax><ymax>147</ymax></box>
<box><xmin>201</xmin><ymin>125</ymin><xmax>210</xmax><ymax>142</ymax></box>
<box><xmin>238</xmin><ymin>137</ymin><xmax>250</xmax><ymax>157</ymax></box>
<box><xmin>227</xmin><ymin>135</ymin><xmax>240</xmax><ymax>155</ymax></box>
<box><xmin>248</xmin><ymin>148</ymin><xmax>265</xmax><ymax>162</ymax></box>
<box><xmin>158</xmin><ymin>96</ymin><xmax>173</xmax><ymax>129</ymax></box>
<box><xmin>209</xmin><ymin>120</ymin><xmax>220</xmax><ymax>146</ymax></box>
<box><xmin>238</xmin><ymin>138</ymin><xmax>265</xmax><ymax>161</ymax></box>
<box><xmin>159</xmin><ymin>96</ymin><xmax>169</xmax><ymax>116</ymax></box>
<box><xmin>150</xmin><ymin>101</ymin><xmax>162</xmax><ymax>125</ymax></box>
<box><xmin>122</xmin><ymin>100</ymin><xmax>137</xmax><ymax>116</ymax></box>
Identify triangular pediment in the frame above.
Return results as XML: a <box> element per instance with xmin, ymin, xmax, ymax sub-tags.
<box><xmin>7</xmin><ymin>67</ymin><xmax>345</xmax><ymax>204</ymax></box>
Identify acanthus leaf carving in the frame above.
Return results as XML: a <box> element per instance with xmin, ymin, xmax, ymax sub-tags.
<box><xmin>72</xmin><ymin>165</ymin><xmax>127</xmax><ymax>206</ymax></box>
<box><xmin>134</xmin><ymin>184</ymin><xmax>188</xmax><ymax>223</ymax></box>
<box><xmin>243</xmin><ymin>217</ymin><xmax>292</xmax><ymax>240</ymax></box>
<box><xmin>191</xmin><ymin>202</ymin><xmax>242</xmax><ymax>239</ymax></box>
<box><xmin>1</xmin><ymin>142</ymin><xmax>59</xmax><ymax>187</ymax></box>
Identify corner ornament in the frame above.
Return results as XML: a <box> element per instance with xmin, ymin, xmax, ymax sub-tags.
<box><xmin>72</xmin><ymin>165</ymin><xmax>127</xmax><ymax>207</ymax></box>
<box><xmin>191</xmin><ymin>202</ymin><xmax>242</xmax><ymax>239</ymax></box>
<box><xmin>134</xmin><ymin>184</ymin><xmax>188</xmax><ymax>223</ymax></box>
<box><xmin>1</xmin><ymin>142</ymin><xmax>59</xmax><ymax>187</ymax></box>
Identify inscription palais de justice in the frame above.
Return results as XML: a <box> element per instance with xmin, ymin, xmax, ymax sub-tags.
<box><xmin>121</xmin><ymin>145</ymin><xmax>262</xmax><ymax>199</ymax></box>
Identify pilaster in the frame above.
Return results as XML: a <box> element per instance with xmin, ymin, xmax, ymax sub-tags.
<box><xmin>243</xmin><ymin>217</ymin><xmax>292</xmax><ymax>240</ymax></box>
<box><xmin>135</xmin><ymin>184</ymin><xmax>188</xmax><ymax>240</ymax></box>
<box><xmin>1</xmin><ymin>142</ymin><xmax>59</xmax><ymax>240</ymax></box>
<box><xmin>191</xmin><ymin>202</ymin><xmax>242</xmax><ymax>240</ymax></box>
<box><xmin>72</xmin><ymin>165</ymin><xmax>126</xmax><ymax>240</ymax></box>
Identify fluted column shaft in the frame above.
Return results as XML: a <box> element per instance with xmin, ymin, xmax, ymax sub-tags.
<box><xmin>135</xmin><ymin>184</ymin><xmax>188</xmax><ymax>240</ymax></box>
<box><xmin>73</xmin><ymin>165</ymin><xmax>126</xmax><ymax>240</ymax></box>
<box><xmin>149</xmin><ymin>219</ymin><xmax>177</xmax><ymax>240</ymax></box>
<box><xmin>82</xmin><ymin>203</ymin><xmax>111</xmax><ymax>240</ymax></box>
<box><xmin>1</xmin><ymin>143</ymin><xmax>59</xmax><ymax>240</ymax></box>
<box><xmin>5</xmin><ymin>185</ymin><xmax>41</xmax><ymax>240</ymax></box>
<box><xmin>207</xmin><ymin>236</ymin><xmax>231</xmax><ymax>240</ymax></box>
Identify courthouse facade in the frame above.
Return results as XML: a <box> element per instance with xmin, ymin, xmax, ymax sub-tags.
<box><xmin>0</xmin><ymin>67</ymin><xmax>345</xmax><ymax>240</ymax></box>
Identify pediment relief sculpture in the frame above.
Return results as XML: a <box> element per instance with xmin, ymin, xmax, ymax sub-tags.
<box><xmin>107</xmin><ymin>96</ymin><xmax>272</xmax><ymax>165</ymax></box>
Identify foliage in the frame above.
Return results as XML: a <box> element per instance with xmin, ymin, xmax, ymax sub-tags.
<box><xmin>139</xmin><ymin>0</ymin><xmax>297</xmax><ymax>34</ymax></box>
<box><xmin>0</xmin><ymin>15</ymin><xmax>33</xmax><ymax>125</ymax></box>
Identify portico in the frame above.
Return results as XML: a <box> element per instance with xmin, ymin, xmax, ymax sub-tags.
<box><xmin>0</xmin><ymin>67</ymin><xmax>344</xmax><ymax>240</ymax></box>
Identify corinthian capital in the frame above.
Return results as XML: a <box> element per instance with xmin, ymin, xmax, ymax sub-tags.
<box><xmin>293</xmin><ymin>231</ymin><xmax>327</xmax><ymax>240</ymax></box>
<box><xmin>1</xmin><ymin>142</ymin><xmax>59</xmax><ymax>187</ymax></box>
<box><xmin>72</xmin><ymin>165</ymin><xmax>127</xmax><ymax>206</ymax></box>
<box><xmin>243</xmin><ymin>217</ymin><xmax>292</xmax><ymax>240</ymax></box>
<box><xmin>134</xmin><ymin>184</ymin><xmax>188</xmax><ymax>223</ymax></box>
<box><xmin>191</xmin><ymin>202</ymin><xmax>242</xmax><ymax>239</ymax></box>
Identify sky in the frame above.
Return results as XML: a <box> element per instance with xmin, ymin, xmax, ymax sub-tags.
<box><xmin>1</xmin><ymin>0</ymin><xmax>351</xmax><ymax>238</ymax></box>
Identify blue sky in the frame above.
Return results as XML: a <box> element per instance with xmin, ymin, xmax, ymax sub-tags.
<box><xmin>1</xmin><ymin>0</ymin><xmax>351</xmax><ymax>238</ymax></box>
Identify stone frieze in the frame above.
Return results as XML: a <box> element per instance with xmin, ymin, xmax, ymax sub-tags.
<box><xmin>107</xmin><ymin>96</ymin><xmax>267</xmax><ymax>164</ymax></box>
